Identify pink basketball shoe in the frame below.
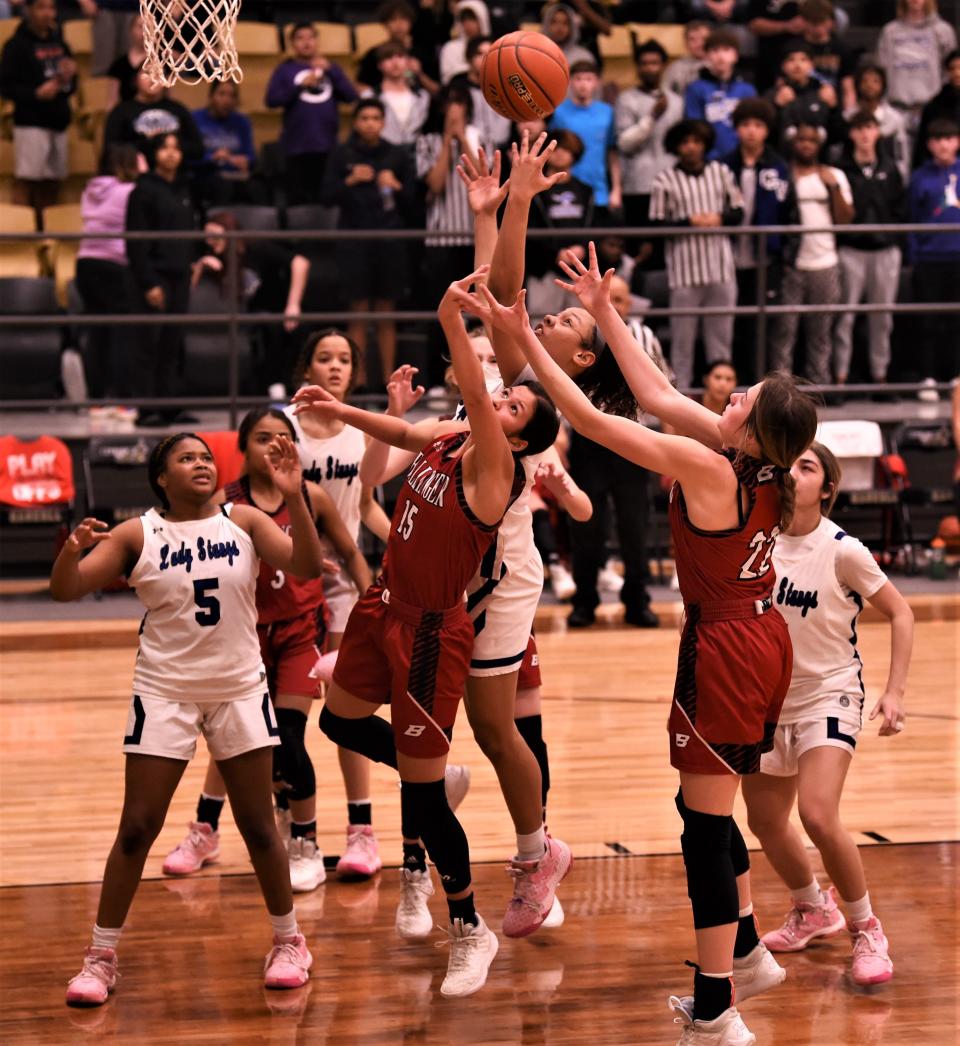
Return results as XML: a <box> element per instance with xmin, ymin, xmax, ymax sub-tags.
<box><xmin>264</xmin><ymin>933</ymin><xmax>313</xmax><ymax>989</ymax></box>
<box><xmin>162</xmin><ymin>822</ymin><xmax>220</xmax><ymax>876</ymax></box>
<box><xmin>336</xmin><ymin>824</ymin><xmax>382</xmax><ymax>880</ymax></box>
<box><xmin>502</xmin><ymin>836</ymin><xmax>572</xmax><ymax>938</ymax></box>
<box><xmin>761</xmin><ymin>886</ymin><xmax>846</xmax><ymax>952</ymax></box>
<box><xmin>66</xmin><ymin>947</ymin><xmax>118</xmax><ymax>1007</ymax></box>
<box><xmin>849</xmin><ymin>917</ymin><xmax>893</xmax><ymax>986</ymax></box>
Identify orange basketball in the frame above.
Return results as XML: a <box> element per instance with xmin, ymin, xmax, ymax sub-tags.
<box><xmin>480</xmin><ymin>32</ymin><xmax>570</xmax><ymax>123</ymax></box>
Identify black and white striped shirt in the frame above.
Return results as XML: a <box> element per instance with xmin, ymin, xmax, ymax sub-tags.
<box><xmin>649</xmin><ymin>161</ymin><xmax>743</xmax><ymax>289</ymax></box>
<box><xmin>415</xmin><ymin>127</ymin><xmax>483</xmax><ymax>248</ymax></box>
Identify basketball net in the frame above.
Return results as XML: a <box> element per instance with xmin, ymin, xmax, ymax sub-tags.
<box><xmin>141</xmin><ymin>0</ymin><xmax>243</xmax><ymax>87</ymax></box>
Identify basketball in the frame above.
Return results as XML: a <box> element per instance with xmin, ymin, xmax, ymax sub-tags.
<box><xmin>480</xmin><ymin>31</ymin><xmax>570</xmax><ymax>123</ymax></box>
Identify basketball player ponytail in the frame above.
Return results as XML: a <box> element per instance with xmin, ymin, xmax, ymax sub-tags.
<box><xmin>574</xmin><ymin>328</ymin><xmax>640</xmax><ymax>419</ymax></box>
<box><xmin>776</xmin><ymin>469</ymin><xmax>797</xmax><ymax>531</ymax></box>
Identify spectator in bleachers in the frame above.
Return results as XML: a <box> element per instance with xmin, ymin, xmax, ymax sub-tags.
<box><xmin>125</xmin><ymin>131</ymin><xmax>197</xmax><ymax>422</ymax></box>
<box><xmin>747</xmin><ymin>0</ymin><xmax>803</xmax><ymax>92</ymax></box>
<box><xmin>664</xmin><ymin>21</ymin><xmax>710</xmax><ymax>99</ymax></box>
<box><xmin>878</xmin><ymin>0</ymin><xmax>957</xmax><ymax>142</ymax></box>
<box><xmin>265</xmin><ymin>21</ymin><xmax>358</xmax><ymax>206</ymax></box>
<box><xmin>105</xmin><ymin>14</ymin><xmax>145</xmax><ymax>106</ymax></box>
<box><xmin>438</xmin><ymin>0</ymin><xmax>490</xmax><ymax>85</ymax></box>
<box><xmin>700</xmin><ymin>358</ymin><xmax>737</xmax><ymax>413</ymax></box>
<box><xmin>541</xmin><ymin>2</ymin><xmax>595</xmax><ymax>71</ymax></box>
<box><xmin>0</xmin><ymin>0</ymin><xmax>76</xmax><ymax>214</ymax></box>
<box><xmin>76</xmin><ymin>143</ymin><xmax>140</xmax><ymax>398</ymax></box>
<box><xmin>684</xmin><ymin>29</ymin><xmax>756</xmax><ymax>161</ymax></box>
<box><xmin>791</xmin><ymin>0</ymin><xmax>857</xmax><ymax>111</ymax></box>
<box><xmin>915</xmin><ymin>50</ymin><xmax>960</xmax><ymax>167</ymax></box>
<box><xmin>77</xmin><ymin>0</ymin><xmax>138</xmax><ymax>76</ymax></box>
<box><xmin>450</xmin><ymin>36</ymin><xmax>512</xmax><ymax>149</ymax></box>
<box><xmin>356</xmin><ymin>0</ymin><xmax>440</xmax><ymax>97</ymax></box>
<box><xmin>649</xmin><ymin>118</ymin><xmax>744</xmax><ymax>389</ymax></box>
<box><xmin>549</xmin><ymin>60</ymin><xmax>621</xmax><ymax>217</ymax></box>
<box><xmin>724</xmin><ymin>97</ymin><xmax>797</xmax><ymax>383</ymax></box>
<box><xmin>192</xmin><ymin>81</ymin><xmax>257</xmax><ymax>207</ymax></box>
<box><xmin>844</xmin><ymin>63</ymin><xmax>910</xmax><ymax>182</ymax></box>
<box><xmin>768</xmin><ymin>121</ymin><xmax>853</xmax><ymax>384</ymax></box>
<box><xmin>372</xmin><ymin>40</ymin><xmax>431</xmax><ymax>149</ymax></box>
<box><xmin>102</xmin><ymin>68</ymin><xmax>203</xmax><ymax>168</ymax></box>
<box><xmin>526</xmin><ymin>129</ymin><xmax>593</xmax><ymax>315</ymax></box>
<box><xmin>680</xmin><ymin>1</ymin><xmax>752</xmax><ymax>57</ymax></box>
<box><xmin>908</xmin><ymin>117</ymin><xmax>960</xmax><ymax>391</ymax></box>
<box><xmin>834</xmin><ymin>110</ymin><xmax>905</xmax><ymax>389</ymax></box>
<box><xmin>322</xmin><ymin>98</ymin><xmax>415</xmax><ymax>385</ymax></box>
<box><xmin>765</xmin><ymin>41</ymin><xmax>842</xmax><ymax>146</ymax></box>
<box><xmin>617</xmin><ymin>40</ymin><xmax>684</xmax><ymax>238</ymax></box>
<box><xmin>416</xmin><ymin>82</ymin><xmax>482</xmax><ymax>387</ymax></box>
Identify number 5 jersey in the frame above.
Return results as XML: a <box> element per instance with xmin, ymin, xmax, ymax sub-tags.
<box><xmin>128</xmin><ymin>506</ymin><xmax>266</xmax><ymax>702</ymax></box>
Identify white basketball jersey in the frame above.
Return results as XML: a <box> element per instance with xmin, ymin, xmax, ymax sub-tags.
<box><xmin>129</xmin><ymin>507</ymin><xmax>265</xmax><ymax>702</ymax></box>
<box><xmin>285</xmin><ymin>408</ymin><xmax>365</xmax><ymax>541</ymax></box>
<box><xmin>455</xmin><ymin>363</ymin><xmax>543</xmax><ymax>571</ymax></box>
<box><xmin>772</xmin><ymin>516</ymin><xmax>887</xmax><ymax>724</ymax></box>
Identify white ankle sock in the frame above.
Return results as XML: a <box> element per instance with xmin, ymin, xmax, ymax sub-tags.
<box><xmin>845</xmin><ymin>892</ymin><xmax>873</xmax><ymax>926</ymax></box>
<box><xmin>791</xmin><ymin>879</ymin><xmax>823</xmax><ymax>906</ymax></box>
<box><xmin>516</xmin><ymin>827</ymin><xmax>546</xmax><ymax>862</ymax></box>
<box><xmin>269</xmin><ymin>909</ymin><xmax>299</xmax><ymax>939</ymax></box>
<box><xmin>92</xmin><ymin>924</ymin><xmax>122</xmax><ymax>951</ymax></box>
<box><xmin>738</xmin><ymin>903</ymin><xmax>753</xmax><ymax>919</ymax></box>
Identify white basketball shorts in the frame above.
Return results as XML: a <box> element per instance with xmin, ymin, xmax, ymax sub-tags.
<box><xmin>759</xmin><ymin>711</ymin><xmax>861</xmax><ymax>777</ymax></box>
<box><xmin>324</xmin><ymin>569</ymin><xmax>360</xmax><ymax>636</ymax></box>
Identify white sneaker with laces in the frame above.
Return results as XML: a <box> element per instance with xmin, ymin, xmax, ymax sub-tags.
<box><xmin>540</xmin><ymin>895</ymin><xmax>565</xmax><ymax>928</ymax></box>
<box><xmin>674</xmin><ymin>942</ymin><xmax>785</xmax><ymax>1012</ymax></box>
<box><xmin>548</xmin><ymin>562</ymin><xmax>576</xmax><ymax>601</ymax></box>
<box><xmin>275</xmin><ymin>807</ymin><xmax>292</xmax><ymax>843</ymax></box>
<box><xmin>287</xmin><ymin>837</ymin><xmax>326</xmax><ymax>893</ymax></box>
<box><xmin>396</xmin><ymin>868</ymin><xmax>435</xmax><ymax>939</ymax></box>
<box><xmin>444</xmin><ymin>764</ymin><xmax>471</xmax><ymax>812</ymax></box>
<box><xmin>669</xmin><ymin>996</ymin><xmax>756</xmax><ymax>1045</ymax></box>
<box><xmin>439</xmin><ymin>916</ymin><xmax>499</xmax><ymax>997</ymax></box>
<box><xmin>598</xmin><ymin>562</ymin><xmax>624</xmax><ymax>594</ymax></box>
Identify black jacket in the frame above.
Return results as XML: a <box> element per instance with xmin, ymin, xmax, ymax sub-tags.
<box><xmin>102</xmin><ymin>97</ymin><xmax>204</xmax><ymax>166</ymax></box>
<box><xmin>125</xmin><ymin>172</ymin><xmax>196</xmax><ymax>289</ymax></box>
<box><xmin>321</xmin><ymin>134</ymin><xmax>416</xmax><ymax>229</ymax></box>
<box><xmin>528</xmin><ymin>175</ymin><xmax>595</xmax><ymax>278</ymax></box>
<box><xmin>836</xmin><ymin>151</ymin><xmax>905</xmax><ymax>251</ymax></box>
<box><xmin>765</xmin><ymin>75</ymin><xmax>844</xmax><ymax>148</ymax></box>
<box><xmin>0</xmin><ymin>21</ymin><xmax>75</xmax><ymax>130</ymax></box>
<box><xmin>915</xmin><ymin>85</ymin><xmax>960</xmax><ymax>168</ymax></box>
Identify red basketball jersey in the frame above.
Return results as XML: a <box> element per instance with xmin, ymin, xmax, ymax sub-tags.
<box><xmin>669</xmin><ymin>450</ymin><xmax>785</xmax><ymax>605</ymax></box>
<box><xmin>224</xmin><ymin>477</ymin><xmax>326</xmax><ymax>623</ymax></box>
<box><xmin>382</xmin><ymin>431</ymin><xmax>524</xmax><ymax>610</ymax></box>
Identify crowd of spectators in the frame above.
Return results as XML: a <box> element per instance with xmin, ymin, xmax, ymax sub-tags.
<box><xmin>1</xmin><ymin>0</ymin><xmax>960</xmax><ymax>399</ymax></box>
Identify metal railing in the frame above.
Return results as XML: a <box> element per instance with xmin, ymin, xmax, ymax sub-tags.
<box><xmin>1</xmin><ymin>222</ymin><xmax>958</xmax><ymax>425</ymax></box>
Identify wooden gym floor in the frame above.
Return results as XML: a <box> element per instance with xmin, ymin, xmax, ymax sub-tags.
<box><xmin>0</xmin><ymin>600</ymin><xmax>957</xmax><ymax>1043</ymax></box>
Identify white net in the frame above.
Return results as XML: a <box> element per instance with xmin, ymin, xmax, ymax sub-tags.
<box><xmin>141</xmin><ymin>0</ymin><xmax>243</xmax><ymax>87</ymax></box>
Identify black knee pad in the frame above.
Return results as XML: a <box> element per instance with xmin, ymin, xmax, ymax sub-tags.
<box><xmin>401</xmin><ymin>779</ymin><xmax>471</xmax><ymax>895</ymax></box>
<box><xmin>515</xmin><ymin>714</ymin><xmax>550</xmax><ymax>806</ymax></box>
<box><xmin>729</xmin><ymin>817</ymin><xmax>750</xmax><ymax>878</ymax></box>
<box><xmin>677</xmin><ymin>799</ymin><xmax>739</xmax><ymax>930</ymax></box>
<box><xmin>274</xmin><ymin>707</ymin><xmax>316</xmax><ymax>802</ymax></box>
<box><xmin>319</xmin><ymin>704</ymin><xmax>398</xmax><ymax>769</ymax></box>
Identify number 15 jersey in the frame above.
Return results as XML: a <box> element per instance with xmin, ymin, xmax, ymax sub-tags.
<box><xmin>129</xmin><ymin>507</ymin><xmax>266</xmax><ymax>703</ymax></box>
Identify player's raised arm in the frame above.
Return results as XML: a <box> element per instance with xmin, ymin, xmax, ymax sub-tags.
<box><xmin>457</xmin><ymin>146</ymin><xmax>510</xmax><ymax>277</ymax></box>
<box><xmin>556</xmin><ymin>242</ymin><xmax>725</xmax><ymax>450</ymax></box>
<box><xmin>50</xmin><ymin>517</ymin><xmax>141</xmax><ymax>601</ymax></box>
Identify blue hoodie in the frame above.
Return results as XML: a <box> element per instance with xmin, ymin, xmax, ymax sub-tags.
<box><xmin>908</xmin><ymin>158</ymin><xmax>960</xmax><ymax>262</ymax></box>
<box><xmin>684</xmin><ymin>69</ymin><xmax>756</xmax><ymax>161</ymax></box>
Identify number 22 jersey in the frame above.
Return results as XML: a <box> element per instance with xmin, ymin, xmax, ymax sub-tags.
<box><xmin>128</xmin><ymin>506</ymin><xmax>266</xmax><ymax>702</ymax></box>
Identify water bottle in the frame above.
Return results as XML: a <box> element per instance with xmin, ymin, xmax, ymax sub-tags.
<box><xmin>928</xmin><ymin>537</ymin><xmax>947</xmax><ymax>581</ymax></box>
<box><xmin>379</xmin><ymin>182</ymin><xmax>395</xmax><ymax>213</ymax></box>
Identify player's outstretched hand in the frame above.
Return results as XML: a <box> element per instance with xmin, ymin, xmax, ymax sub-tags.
<box><xmin>291</xmin><ymin>384</ymin><xmax>345</xmax><ymax>419</ymax></box>
<box><xmin>438</xmin><ymin>265</ymin><xmax>491</xmax><ymax>318</ymax></box>
<box><xmin>457</xmin><ymin>147</ymin><xmax>509</xmax><ymax>217</ymax></box>
<box><xmin>266</xmin><ymin>434</ymin><xmax>304</xmax><ymax>498</ymax></box>
<box><xmin>386</xmin><ymin>364</ymin><xmax>425</xmax><ymax>417</ymax></box>
<box><xmin>65</xmin><ymin>517</ymin><xmax>110</xmax><ymax>553</ymax></box>
<box><xmin>507</xmin><ymin>129</ymin><xmax>568</xmax><ymax>202</ymax></box>
<box><xmin>453</xmin><ymin>283</ymin><xmax>532</xmax><ymax>340</ymax></box>
<box><xmin>536</xmin><ymin>460</ymin><xmax>575</xmax><ymax>500</ymax></box>
<box><xmin>555</xmin><ymin>240</ymin><xmax>614</xmax><ymax>316</ymax></box>
<box><xmin>870</xmin><ymin>691</ymin><xmax>906</xmax><ymax>737</ymax></box>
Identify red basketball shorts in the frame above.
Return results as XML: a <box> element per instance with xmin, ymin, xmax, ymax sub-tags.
<box><xmin>257</xmin><ymin>612</ymin><xmax>323</xmax><ymax>700</ymax></box>
<box><xmin>668</xmin><ymin>606</ymin><xmax>792</xmax><ymax>775</ymax></box>
<box><xmin>517</xmin><ymin>634</ymin><xmax>542</xmax><ymax>691</ymax></box>
<box><xmin>332</xmin><ymin>585</ymin><xmax>474</xmax><ymax>759</ymax></box>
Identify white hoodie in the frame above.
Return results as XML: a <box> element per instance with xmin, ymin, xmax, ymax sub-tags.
<box><xmin>439</xmin><ymin>1</ymin><xmax>492</xmax><ymax>85</ymax></box>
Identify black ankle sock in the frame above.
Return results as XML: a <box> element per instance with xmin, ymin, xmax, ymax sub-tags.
<box><xmin>447</xmin><ymin>892</ymin><xmax>478</xmax><ymax>928</ymax></box>
<box><xmin>693</xmin><ymin>970</ymin><xmax>733</xmax><ymax>1022</ymax></box>
<box><xmin>291</xmin><ymin>819</ymin><xmax>317</xmax><ymax>840</ymax></box>
<box><xmin>402</xmin><ymin>842</ymin><xmax>427</xmax><ymax>874</ymax></box>
<box><xmin>734</xmin><ymin>912</ymin><xmax>760</xmax><ymax>958</ymax></box>
<box><xmin>196</xmin><ymin>794</ymin><xmax>225</xmax><ymax>831</ymax></box>
<box><xmin>348</xmin><ymin>801</ymin><xmax>372</xmax><ymax>826</ymax></box>
<box><xmin>275</xmin><ymin>790</ymin><xmax>290</xmax><ymax>812</ymax></box>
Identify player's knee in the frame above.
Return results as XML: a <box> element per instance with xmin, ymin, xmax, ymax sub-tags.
<box><xmin>275</xmin><ymin>708</ymin><xmax>316</xmax><ymax>802</ymax></box>
<box><xmin>797</xmin><ymin>802</ymin><xmax>840</xmax><ymax>844</ymax></box>
<box><xmin>678</xmin><ymin>803</ymin><xmax>739</xmax><ymax>929</ymax></box>
<box><xmin>233</xmin><ymin>814</ymin><xmax>277</xmax><ymax>855</ymax></box>
<box><xmin>117</xmin><ymin>812</ymin><xmax>163</xmax><ymax>856</ymax></box>
<box><xmin>469</xmin><ymin>717</ymin><xmax>512</xmax><ymax>763</ymax></box>
<box><xmin>746</xmin><ymin>805</ymin><xmax>782</xmax><ymax>840</ymax></box>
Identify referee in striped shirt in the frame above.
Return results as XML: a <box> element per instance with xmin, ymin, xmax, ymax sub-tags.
<box><xmin>649</xmin><ymin>119</ymin><xmax>744</xmax><ymax>389</ymax></box>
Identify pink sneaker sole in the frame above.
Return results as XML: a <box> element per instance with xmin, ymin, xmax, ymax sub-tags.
<box><xmin>162</xmin><ymin>850</ymin><xmax>220</xmax><ymax>877</ymax></box>
<box><xmin>336</xmin><ymin>859</ymin><xmax>382</xmax><ymax>879</ymax></box>
<box><xmin>66</xmin><ymin>983</ymin><xmax>115</xmax><ymax>1007</ymax></box>
<box><xmin>762</xmin><ymin>912</ymin><xmax>846</xmax><ymax>952</ymax></box>
<box><xmin>264</xmin><ymin>971</ymin><xmax>310</xmax><ymax>990</ymax></box>
<box><xmin>852</xmin><ymin>968</ymin><xmax>893</xmax><ymax>987</ymax></box>
<box><xmin>505</xmin><ymin>849</ymin><xmax>573</xmax><ymax>939</ymax></box>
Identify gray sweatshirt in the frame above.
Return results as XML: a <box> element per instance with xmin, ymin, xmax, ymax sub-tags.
<box><xmin>877</xmin><ymin>15</ymin><xmax>957</xmax><ymax>110</ymax></box>
<box><xmin>615</xmin><ymin>86</ymin><xmax>684</xmax><ymax>194</ymax></box>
